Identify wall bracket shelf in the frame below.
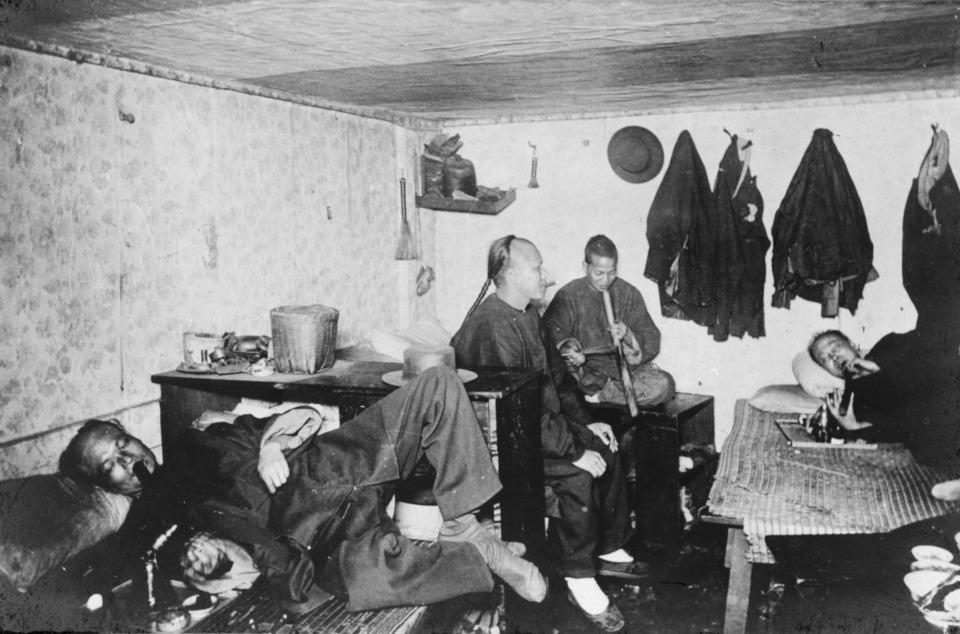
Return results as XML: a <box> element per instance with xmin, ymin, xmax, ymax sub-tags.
<box><xmin>415</xmin><ymin>189</ymin><xmax>515</xmax><ymax>215</ymax></box>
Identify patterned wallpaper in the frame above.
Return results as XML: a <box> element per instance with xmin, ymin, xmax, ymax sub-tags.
<box><xmin>0</xmin><ymin>47</ymin><xmax>411</xmax><ymax>478</ymax></box>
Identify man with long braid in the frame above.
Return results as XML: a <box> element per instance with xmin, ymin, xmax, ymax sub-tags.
<box><xmin>451</xmin><ymin>235</ymin><xmax>639</xmax><ymax>633</ymax></box>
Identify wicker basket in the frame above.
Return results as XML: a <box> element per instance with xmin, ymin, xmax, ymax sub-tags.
<box><xmin>270</xmin><ymin>304</ymin><xmax>339</xmax><ymax>373</ymax></box>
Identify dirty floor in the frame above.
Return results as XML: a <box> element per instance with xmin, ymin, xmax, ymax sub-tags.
<box><xmin>511</xmin><ymin>522</ymin><xmax>939</xmax><ymax>634</ymax></box>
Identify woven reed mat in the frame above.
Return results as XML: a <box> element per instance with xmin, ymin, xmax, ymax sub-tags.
<box><xmin>195</xmin><ymin>581</ymin><xmax>426</xmax><ymax>634</ymax></box>
<box><xmin>707</xmin><ymin>400</ymin><xmax>960</xmax><ymax>564</ymax></box>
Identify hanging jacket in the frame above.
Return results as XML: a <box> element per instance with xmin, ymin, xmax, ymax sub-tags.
<box><xmin>710</xmin><ymin>134</ymin><xmax>769</xmax><ymax>341</ymax></box>
<box><xmin>644</xmin><ymin>131</ymin><xmax>716</xmax><ymax>325</ymax></box>
<box><xmin>771</xmin><ymin>129</ymin><xmax>876</xmax><ymax>316</ymax></box>
<box><xmin>904</xmin><ymin>128</ymin><xmax>960</xmax><ymax>340</ymax></box>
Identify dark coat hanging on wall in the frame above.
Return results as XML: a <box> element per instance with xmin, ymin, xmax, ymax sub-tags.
<box><xmin>846</xmin><ymin>129</ymin><xmax>960</xmax><ymax>471</ymax></box>
<box><xmin>903</xmin><ymin>129</ymin><xmax>960</xmax><ymax>339</ymax></box>
<box><xmin>644</xmin><ymin>131</ymin><xmax>716</xmax><ymax>325</ymax></box>
<box><xmin>771</xmin><ymin>128</ymin><xmax>876</xmax><ymax>317</ymax></box>
<box><xmin>710</xmin><ymin>135</ymin><xmax>769</xmax><ymax>341</ymax></box>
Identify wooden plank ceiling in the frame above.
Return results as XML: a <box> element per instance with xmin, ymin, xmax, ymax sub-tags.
<box><xmin>1</xmin><ymin>0</ymin><xmax>958</xmax><ymax>125</ymax></box>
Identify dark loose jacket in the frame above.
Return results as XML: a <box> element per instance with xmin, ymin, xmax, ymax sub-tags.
<box><xmin>644</xmin><ymin>130</ymin><xmax>718</xmax><ymax>326</ymax></box>
<box><xmin>903</xmin><ymin>169</ymin><xmax>960</xmax><ymax>339</ymax></box>
<box><xmin>542</xmin><ymin>276</ymin><xmax>660</xmax><ymax>389</ymax></box>
<box><xmin>130</xmin><ymin>412</ymin><xmax>490</xmax><ymax>612</ymax></box>
<box><xmin>848</xmin><ymin>330</ymin><xmax>960</xmax><ymax>473</ymax></box>
<box><xmin>451</xmin><ymin>294</ymin><xmax>593</xmax><ymax>462</ymax></box>
<box><xmin>848</xmin><ymin>136</ymin><xmax>960</xmax><ymax>472</ymax></box>
<box><xmin>771</xmin><ymin>129</ymin><xmax>875</xmax><ymax>316</ymax></box>
<box><xmin>710</xmin><ymin>135</ymin><xmax>769</xmax><ymax>341</ymax></box>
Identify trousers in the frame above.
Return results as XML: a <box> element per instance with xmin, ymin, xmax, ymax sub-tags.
<box><xmin>545</xmin><ymin>441</ymin><xmax>633</xmax><ymax>578</ymax></box>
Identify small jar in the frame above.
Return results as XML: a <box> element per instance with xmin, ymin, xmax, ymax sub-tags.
<box><xmin>441</xmin><ymin>155</ymin><xmax>477</xmax><ymax>197</ymax></box>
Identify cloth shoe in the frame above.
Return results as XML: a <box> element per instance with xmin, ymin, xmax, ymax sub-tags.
<box><xmin>596</xmin><ymin>548</ymin><xmax>649</xmax><ymax>581</ymax></box>
<box><xmin>439</xmin><ymin>515</ymin><xmax>547</xmax><ymax>603</ymax></box>
<box><xmin>566</xmin><ymin>589</ymin><xmax>626</xmax><ymax>632</ymax></box>
<box><xmin>595</xmin><ymin>559</ymin><xmax>649</xmax><ymax>581</ymax></box>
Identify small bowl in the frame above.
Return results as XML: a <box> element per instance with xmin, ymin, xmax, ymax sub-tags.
<box><xmin>944</xmin><ymin>588</ymin><xmax>960</xmax><ymax>615</ymax></box>
<box><xmin>922</xmin><ymin>609</ymin><xmax>958</xmax><ymax>628</ymax></box>
<box><xmin>911</xmin><ymin>560</ymin><xmax>960</xmax><ymax>573</ymax></box>
<box><xmin>151</xmin><ymin>607</ymin><xmax>191</xmax><ymax>632</ymax></box>
<box><xmin>905</xmin><ymin>570</ymin><xmax>953</xmax><ymax>602</ymax></box>
<box><xmin>181</xmin><ymin>592</ymin><xmax>218</xmax><ymax>619</ymax></box>
<box><xmin>913</xmin><ymin>545</ymin><xmax>954</xmax><ymax>563</ymax></box>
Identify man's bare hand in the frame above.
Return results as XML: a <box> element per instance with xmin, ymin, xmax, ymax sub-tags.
<box><xmin>180</xmin><ymin>533</ymin><xmax>259</xmax><ymax>595</ymax></box>
<box><xmin>257</xmin><ymin>440</ymin><xmax>290</xmax><ymax>493</ymax></box>
<box><xmin>847</xmin><ymin>358</ymin><xmax>880</xmax><ymax>378</ymax></box>
<box><xmin>192</xmin><ymin>410</ymin><xmax>239</xmax><ymax>431</ymax></box>
<box><xmin>824</xmin><ymin>391</ymin><xmax>873</xmax><ymax>431</ymax></box>
<box><xmin>572</xmin><ymin>449</ymin><xmax>607</xmax><ymax>478</ymax></box>
<box><xmin>559</xmin><ymin>340</ymin><xmax>586</xmax><ymax>367</ymax></box>
<box><xmin>608</xmin><ymin>322</ymin><xmax>628</xmax><ymax>342</ymax></box>
<box><xmin>586</xmin><ymin>422</ymin><xmax>618</xmax><ymax>452</ymax></box>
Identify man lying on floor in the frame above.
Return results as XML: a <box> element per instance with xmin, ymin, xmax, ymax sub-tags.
<box><xmin>59</xmin><ymin>366</ymin><xmax>546</xmax><ymax>614</ymax></box>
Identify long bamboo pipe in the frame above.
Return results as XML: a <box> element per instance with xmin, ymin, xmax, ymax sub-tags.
<box><xmin>602</xmin><ymin>290</ymin><xmax>640</xmax><ymax>417</ymax></box>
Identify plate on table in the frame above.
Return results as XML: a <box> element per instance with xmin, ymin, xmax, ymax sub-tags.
<box><xmin>177</xmin><ymin>363</ymin><xmax>216</xmax><ymax>374</ymax></box>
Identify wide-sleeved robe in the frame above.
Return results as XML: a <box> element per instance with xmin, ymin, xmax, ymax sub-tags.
<box><xmin>542</xmin><ymin>277</ymin><xmax>673</xmax><ymax>406</ymax></box>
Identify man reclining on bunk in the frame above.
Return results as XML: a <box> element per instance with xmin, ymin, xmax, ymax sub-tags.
<box><xmin>58</xmin><ymin>366</ymin><xmax>546</xmax><ymax>614</ymax></box>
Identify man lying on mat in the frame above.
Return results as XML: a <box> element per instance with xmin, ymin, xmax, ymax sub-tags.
<box><xmin>59</xmin><ymin>367</ymin><xmax>546</xmax><ymax>614</ymax></box>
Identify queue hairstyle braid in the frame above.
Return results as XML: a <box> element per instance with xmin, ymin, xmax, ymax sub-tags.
<box><xmin>463</xmin><ymin>234</ymin><xmax>517</xmax><ymax>321</ymax></box>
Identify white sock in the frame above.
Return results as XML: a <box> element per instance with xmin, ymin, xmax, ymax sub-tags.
<box><xmin>597</xmin><ymin>548</ymin><xmax>634</xmax><ymax>563</ymax></box>
<box><xmin>566</xmin><ymin>577</ymin><xmax>610</xmax><ymax>614</ymax></box>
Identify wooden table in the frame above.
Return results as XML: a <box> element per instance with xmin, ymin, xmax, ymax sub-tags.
<box><xmin>591</xmin><ymin>393</ymin><xmax>717</xmax><ymax>546</ymax></box>
<box><xmin>704</xmin><ymin>400</ymin><xmax>959</xmax><ymax>634</ymax></box>
<box><xmin>151</xmin><ymin>360</ymin><xmax>545</xmax><ymax>627</ymax></box>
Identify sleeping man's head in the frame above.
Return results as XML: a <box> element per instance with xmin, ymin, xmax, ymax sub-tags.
<box><xmin>59</xmin><ymin>419</ymin><xmax>157</xmax><ymax>496</ymax></box>
<box><xmin>808</xmin><ymin>330</ymin><xmax>879</xmax><ymax>379</ymax></box>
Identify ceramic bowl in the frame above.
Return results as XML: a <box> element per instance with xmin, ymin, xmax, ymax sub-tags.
<box><xmin>911</xmin><ymin>559</ymin><xmax>960</xmax><ymax>573</ymax></box>
<box><xmin>923</xmin><ymin>609</ymin><xmax>958</xmax><ymax>628</ymax></box>
<box><xmin>944</xmin><ymin>588</ymin><xmax>960</xmax><ymax>615</ymax></box>
<box><xmin>913</xmin><ymin>545</ymin><xmax>954</xmax><ymax>563</ymax></box>
<box><xmin>181</xmin><ymin>592</ymin><xmax>218</xmax><ymax>619</ymax></box>
<box><xmin>905</xmin><ymin>570</ymin><xmax>953</xmax><ymax>602</ymax></box>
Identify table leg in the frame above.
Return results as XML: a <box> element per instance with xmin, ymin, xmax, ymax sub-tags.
<box><xmin>723</xmin><ymin>527</ymin><xmax>752</xmax><ymax>634</ymax></box>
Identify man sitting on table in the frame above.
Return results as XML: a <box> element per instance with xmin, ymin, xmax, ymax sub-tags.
<box><xmin>451</xmin><ymin>234</ymin><xmax>642</xmax><ymax>633</ymax></box>
<box><xmin>808</xmin><ymin>329</ymin><xmax>960</xmax><ymax>472</ymax></box>
<box><xmin>58</xmin><ymin>366</ymin><xmax>547</xmax><ymax>613</ymax></box>
<box><xmin>543</xmin><ymin>234</ymin><xmax>675</xmax><ymax>408</ymax></box>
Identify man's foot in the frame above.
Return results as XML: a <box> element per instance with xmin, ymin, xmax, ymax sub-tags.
<box><xmin>440</xmin><ymin>516</ymin><xmax>547</xmax><ymax>603</ymax></box>
<box><xmin>596</xmin><ymin>548</ymin><xmax>648</xmax><ymax>581</ymax></box>
<box><xmin>597</xmin><ymin>548</ymin><xmax>633</xmax><ymax>563</ymax></box>
<box><xmin>595</xmin><ymin>560</ymin><xmax>649</xmax><ymax>581</ymax></box>
<box><xmin>565</xmin><ymin>577</ymin><xmax>625</xmax><ymax>633</ymax></box>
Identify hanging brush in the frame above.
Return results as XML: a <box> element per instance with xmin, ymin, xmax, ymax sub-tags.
<box><xmin>394</xmin><ymin>175</ymin><xmax>419</xmax><ymax>260</ymax></box>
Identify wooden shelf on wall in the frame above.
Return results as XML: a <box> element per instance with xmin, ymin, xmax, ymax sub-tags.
<box><xmin>415</xmin><ymin>189</ymin><xmax>515</xmax><ymax>215</ymax></box>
